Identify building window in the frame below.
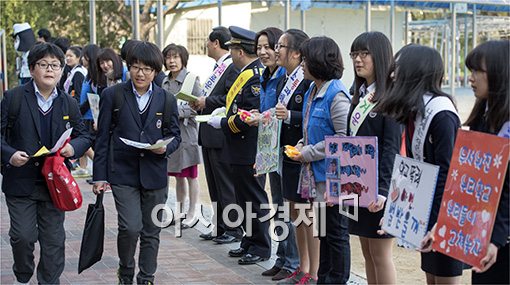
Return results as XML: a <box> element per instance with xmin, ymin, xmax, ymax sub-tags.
<box><xmin>187</xmin><ymin>19</ymin><xmax>212</xmax><ymax>55</ymax></box>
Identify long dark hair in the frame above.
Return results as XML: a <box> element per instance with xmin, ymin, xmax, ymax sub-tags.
<box><xmin>281</xmin><ymin>29</ymin><xmax>309</xmax><ymax>66</ymax></box>
<box><xmin>350</xmin><ymin>31</ymin><xmax>393</xmax><ymax>104</ymax></box>
<box><xmin>81</xmin><ymin>44</ymin><xmax>101</xmax><ymax>86</ymax></box>
<box><xmin>97</xmin><ymin>48</ymin><xmax>124</xmax><ymax>86</ymax></box>
<box><xmin>376</xmin><ymin>44</ymin><xmax>455</xmax><ymax>124</ymax></box>
<box><xmin>464</xmin><ymin>40</ymin><xmax>509</xmax><ymax>133</ymax></box>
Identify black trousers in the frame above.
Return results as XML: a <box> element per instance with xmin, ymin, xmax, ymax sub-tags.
<box><xmin>111</xmin><ymin>184</ymin><xmax>168</xmax><ymax>284</ymax></box>
<box><xmin>317</xmin><ymin>205</ymin><xmax>351</xmax><ymax>284</ymax></box>
<box><xmin>232</xmin><ymin>164</ymin><xmax>271</xmax><ymax>258</ymax></box>
<box><xmin>5</xmin><ymin>184</ymin><xmax>65</xmax><ymax>284</ymax></box>
<box><xmin>202</xmin><ymin>147</ymin><xmax>242</xmax><ymax>237</ymax></box>
<box><xmin>472</xmin><ymin>243</ymin><xmax>510</xmax><ymax>284</ymax></box>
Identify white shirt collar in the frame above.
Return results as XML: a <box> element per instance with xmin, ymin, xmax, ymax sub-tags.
<box><xmin>217</xmin><ymin>53</ymin><xmax>230</xmax><ymax>65</ymax></box>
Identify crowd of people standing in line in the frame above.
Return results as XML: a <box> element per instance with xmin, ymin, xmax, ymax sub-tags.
<box><xmin>1</xmin><ymin>23</ymin><xmax>508</xmax><ymax>285</ymax></box>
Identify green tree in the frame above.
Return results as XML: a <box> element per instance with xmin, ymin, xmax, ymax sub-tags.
<box><xmin>1</xmin><ymin>0</ymin><xmax>179</xmax><ymax>89</ymax></box>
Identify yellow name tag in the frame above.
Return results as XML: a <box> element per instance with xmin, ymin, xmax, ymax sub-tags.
<box><xmin>63</xmin><ymin>116</ymin><xmax>69</xmax><ymax>120</ymax></box>
<box><xmin>156</xmin><ymin>112</ymin><xmax>163</xmax><ymax>115</ymax></box>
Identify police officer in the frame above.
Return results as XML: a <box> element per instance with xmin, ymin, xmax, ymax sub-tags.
<box><xmin>207</xmin><ymin>26</ymin><xmax>271</xmax><ymax>265</ymax></box>
<box><xmin>190</xmin><ymin>27</ymin><xmax>243</xmax><ymax>243</ymax></box>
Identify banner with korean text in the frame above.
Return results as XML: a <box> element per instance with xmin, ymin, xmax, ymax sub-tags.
<box><xmin>325</xmin><ymin>136</ymin><xmax>378</xmax><ymax>207</ymax></box>
<box><xmin>432</xmin><ymin>129</ymin><xmax>510</xmax><ymax>268</ymax></box>
<box><xmin>382</xmin><ymin>155</ymin><xmax>439</xmax><ymax>249</ymax></box>
<box><xmin>254</xmin><ymin>109</ymin><xmax>281</xmax><ymax>175</ymax></box>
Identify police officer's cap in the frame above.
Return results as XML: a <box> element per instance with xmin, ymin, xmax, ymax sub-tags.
<box><xmin>225</xmin><ymin>26</ymin><xmax>256</xmax><ymax>47</ymax></box>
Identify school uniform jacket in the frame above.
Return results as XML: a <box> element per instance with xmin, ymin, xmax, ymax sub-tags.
<box><xmin>346</xmin><ymin>102</ymin><xmax>403</xmax><ymax>197</ymax></box>
<box><xmin>93</xmin><ymin>81</ymin><xmax>181</xmax><ymax>190</ymax></box>
<box><xmin>220</xmin><ymin>59</ymin><xmax>263</xmax><ymax>165</ymax></box>
<box><xmin>275</xmin><ymin>76</ymin><xmax>312</xmax><ymax>162</ymax></box>
<box><xmin>406</xmin><ymin>110</ymin><xmax>461</xmax><ymax>230</ymax></box>
<box><xmin>1</xmin><ymin>81</ymin><xmax>91</xmax><ymax>197</ymax></box>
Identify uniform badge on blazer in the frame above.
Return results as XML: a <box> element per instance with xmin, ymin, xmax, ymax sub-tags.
<box><xmin>251</xmin><ymin>85</ymin><xmax>261</xmax><ymax>97</ymax></box>
<box><xmin>156</xmin><ymin>119</ymin><xmax>162</xmax><ymax>129</ymax></box>
<box><xmin>232</xmin><ymin>103</ymin><xmax>238</xmax><ymax>114</ymax></box>
<box><xmin>65</xmin><ymin>122</ymin><xmax>71</xmax><ymax>129</ymax></box>
<box><xmin>295</xmin><ymin>94</ymin><xmax>303</xmax><ymax>104</ymax></box>
<box><xmin>369</xmin><ymin>111</ymin><xmax>377</xmax><ymax>118</ymax></box>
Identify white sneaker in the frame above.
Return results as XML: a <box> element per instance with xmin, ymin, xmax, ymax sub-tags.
<box><xmin>72</xmin><ymin>168</ymin><xmax>91</xmax><ymax>178</ymax></box>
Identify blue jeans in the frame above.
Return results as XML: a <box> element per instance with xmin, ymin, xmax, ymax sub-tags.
<box><xmin>269</xmin><ymin>172</ymin><xmax>299</xmax><ymax>271</ymax></box>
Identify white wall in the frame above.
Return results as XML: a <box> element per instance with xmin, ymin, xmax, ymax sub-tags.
<box><xmin>251</xmin><ymin>6</ymin><xmax>405</xmax><ymax>87</ymax></box>
<box><xmin>161</xmin><ymin>4</ymin><xmax>406</xmax><ymax>88</ymax></box>
<box><xmin>163</xmin><ymin>2</ymin><xmax>253</xmax><ymax>82</ymax></box>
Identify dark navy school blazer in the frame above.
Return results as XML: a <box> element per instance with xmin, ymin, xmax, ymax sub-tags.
<box><xmin>93</xmin><ymin>81</ymin><xmax>181</xmax><ymax>190</ymax></box>
<box><xmin>1</xmin><ymin>81</ymin><xmax>92</xmax><ymax>197</ymax></box>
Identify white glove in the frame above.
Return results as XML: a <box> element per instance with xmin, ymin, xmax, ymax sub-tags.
<box><xmin>211</xmin><ymin>106</ymin><xmax>226</xmax><ymax>116</ymax></box>
<box><xmin>207</xmin><ymin>116</ymin><xmax>222</xmax><ymax>129</ymax></box>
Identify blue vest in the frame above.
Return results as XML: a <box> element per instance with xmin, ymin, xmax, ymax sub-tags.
<box><xmin>303</xmin><ymin>79</ymin><xmax>350</xmax><ymax>182</ymax></box>
<box><xmin>259</xmin><ymin>66</ymin><xmax>286</xmax><ymax>112</ymax></box>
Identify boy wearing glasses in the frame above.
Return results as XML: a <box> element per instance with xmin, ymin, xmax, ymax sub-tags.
<box><xmin>1</xmin><ymin>42</ymin><xmax>91</xmax><ymax>284</ymax></box>
<box><xmin>92</xmin><ymin>41</ymin><xmax>181</xmax><ymax>285</ymax></box>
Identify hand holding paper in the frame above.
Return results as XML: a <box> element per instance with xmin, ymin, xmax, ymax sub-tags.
<box><xmin>150</xmin><ymin>139</ymin><xmax>167</xmax><ymax>155</ymax></box>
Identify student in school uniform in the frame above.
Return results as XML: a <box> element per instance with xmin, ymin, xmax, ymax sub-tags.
<box><xmin>377</xmin><ymin>44</ymin><xmax>464</xmax><ymax>284</ymax></box>
<box><xmin>463</xmin><ymin>40</ymin><xmax>509</xmax><ymax>285</ymax></box>
<box><xmin>1</xmin><ymin>42</ymin><xmax>91</xmax><ymax>284</ymax></box>
<box><xmin>347</xmin><ymin>31</ymin><xmax>401</xmax><ymax>284</ymax></box>
<box><xmin>270</xmin><ymin>28</ymin><xmax>311</xmax><ymax>283</ymax></box>
<box><xmin>93</xmin><ymin>41</ymin><xmax>181</xmax><ymax>285</ymax></box>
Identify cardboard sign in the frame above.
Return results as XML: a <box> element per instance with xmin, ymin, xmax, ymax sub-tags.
<box><xmin>382</xmin><ymin>155</ymin><xmax>439</xmax><ymax>249</ymax></box>
<box><xmin>325</xmin><ymin>136</ymin><xmax>378</xmax><ymax>207</ymax></box>
<box><xmin>254</xmin><ymin>109</ymin><xmax>281</xmax><ymax>175</ymax></box>
<box><xmin>432</xmin><ymin>129</ymin><xmax>510</xmax><ymax>268</ymax></box>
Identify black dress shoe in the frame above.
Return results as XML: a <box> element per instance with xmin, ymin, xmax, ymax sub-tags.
<box><xmin>213</xmin><ymin>233</ymin><xmax>241</xmax><ymax>244</ymax></box>
<box><xmin>228</xmin><ymin>247</ymin><xmax>246</xmax><ymax>257</ymax></box>
<box><xmin>238</xmin><ymin>253</ymin><xmax>267</xmax><ymax>265</ymax></box>
<box><xmin>199</xmin><ymin>232</ymin><xmax>215</xmax><ymax>240</ymax></box>
<box><xmin>261</xmin><ymin>265</ymin><xmax>282</xmax><ymax>276</ymax></box>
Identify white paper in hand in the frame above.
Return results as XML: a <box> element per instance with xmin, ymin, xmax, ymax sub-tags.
<box><xmin>120</xmin><ymin>137</ymin><xmax>174</xmax><ymax>150</ymax></box>
<box><xmin>50</xmin><ymin>128</ymin><xmax>73</xmax><ymax>153</ymax></box>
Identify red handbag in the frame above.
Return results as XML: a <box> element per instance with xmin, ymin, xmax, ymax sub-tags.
<box><xmin>41</xmin><ymin>138</ymin><xmax>83</xmax><ymax>211</ymax></box>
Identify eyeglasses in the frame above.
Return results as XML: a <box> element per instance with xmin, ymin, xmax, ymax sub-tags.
<box><xmin>349</xmin><ymin>51</ymin><xmax>370</xmax><ymax>59</ymax></box>
<box><xmin>130</xmin><ymin>65</ymin><xmax>154</xmax><ymax>75</ymax></box>
<box><xmin>35</xmin><ymin>61</ymin><xmax>63</xmax><ymax>71</ymax></box>
<box><xmin>275</xmin><ymin>44</ymin><xmax>289</xmax><ymax>50</ymax></box>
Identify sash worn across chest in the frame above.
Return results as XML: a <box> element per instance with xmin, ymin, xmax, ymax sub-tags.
<box><xmin>200</xmin><ymin>58</ymin><xmax>233</xmax><ymax>98</ymax></box>
<box><xmin>349</xmin><ymin>92</ymin><xmax>376</xmax><ymax>136</ymax></box>
<box><xmin>278</xmin><ymin>66</ymin><xmax>304</xmax><ymax>107</ymax></box>
<box><xmin>225</xmin><ymin>67</ymin><xmax>261</xmax><ymax>112</ymax></box>
<box><xmin>412</xmin><ymin>94</ymin><xmax>459</xmax><ymax>161</ymax></box>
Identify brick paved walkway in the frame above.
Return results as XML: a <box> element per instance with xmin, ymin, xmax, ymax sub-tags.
<box><xmin>0</xmin><ymin>177</ymin><xmax>366</xmax><ymax>285</ymax></box>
